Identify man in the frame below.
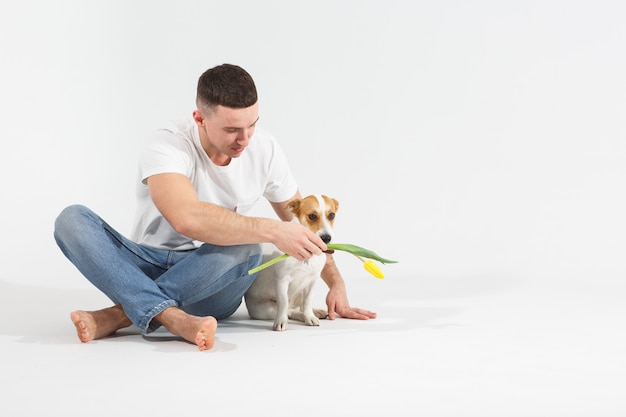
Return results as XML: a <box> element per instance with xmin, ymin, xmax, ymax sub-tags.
<box><xmin>54</xmin><ymin>64</ymin><xmax>375</xmax><ymax>351</ymax></box>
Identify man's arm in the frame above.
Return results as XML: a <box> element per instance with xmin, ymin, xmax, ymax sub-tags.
<box><xmin>320</xmin><ymin>253</ymin><xmax>377</xmax><ymax>320</ymax></box>
<box><xmin>269</xmin><ymin>190</ymin><xmax>301</xmax><ymax>221</ymax></box>
<box><xmin>147</xmin><ymin>173</ymin><xmax>325</xmax><ymax>260</ymax></box>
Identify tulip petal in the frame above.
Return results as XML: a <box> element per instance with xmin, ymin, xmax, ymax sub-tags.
<box><xmin>363</xmin><ymin>260</ymin><xmax>385</xmax><ymax>279</ymax></box>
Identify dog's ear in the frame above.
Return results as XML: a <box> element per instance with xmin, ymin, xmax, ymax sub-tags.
<box><xmin>287</xmin><ymin>199</ymin><xmax>301</xmax><ymax>213</ymax></box>
<box><xmin>322</xmin><ymin>195</ymin><xmax>339</xmax><ymax>212</ymax></box>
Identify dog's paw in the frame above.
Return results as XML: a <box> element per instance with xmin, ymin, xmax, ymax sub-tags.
<box><xmin>273</xmin><ymin>319</ymin><xmax>288</xmax><ymax>331</ymax></box>
<box><xmin>304</xmin><ymin>315</ymin><xmax>320</xmax><ymax>327</ymax></box>
<box><xmin>314</xmin><ymin>308</ymin><xmax>329</xmax><ymax>319</ymax></box>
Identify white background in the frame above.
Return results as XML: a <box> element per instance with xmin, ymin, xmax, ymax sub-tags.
<box><xmin>2</xmin><ymin>0</ymin><xmax>625</xmax><ymax>286</ymax></box>
<box><xmin>1</xmin><ymin>1</ymin><xmax>625</xmax><ymax>416</ymax></box>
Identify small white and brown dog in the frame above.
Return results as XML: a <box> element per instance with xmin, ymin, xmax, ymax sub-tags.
<box><xmin>244</xmin><ymin>194</ymin><xmax>339</xmax><ymax>331</ymax></box>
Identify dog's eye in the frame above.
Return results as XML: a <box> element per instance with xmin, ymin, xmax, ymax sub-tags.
<box><xmin>328</xmin><ymin>212</ymin><xmax>335</xmax><ymax>220</ymax></box>
<box><xmin>308</xmin><ymin>214</ymin><xmax>318</xmax><ymax>221</ymax></box>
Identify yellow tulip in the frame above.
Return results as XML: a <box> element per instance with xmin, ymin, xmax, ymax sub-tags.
<box><xmin>363</xmin><ymin>259</ymin><xmax>385</xmax><ymax>279</ymax></box>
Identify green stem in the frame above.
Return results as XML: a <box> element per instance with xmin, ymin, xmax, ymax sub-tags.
<box><xmin>247</xmin><ymin>253</ymin><xmax>289</xmax><ymax>275</ymax></box>
<box><xmin>247</xmin><ymin>243</ymin><xmax>397</xmax><ymax>275</ymax></box>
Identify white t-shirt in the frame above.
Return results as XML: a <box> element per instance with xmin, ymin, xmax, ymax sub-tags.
<box><xmin>130</xmin><ymin>118</ymin><xmax>298</xmax><ymax>250</ymax></box>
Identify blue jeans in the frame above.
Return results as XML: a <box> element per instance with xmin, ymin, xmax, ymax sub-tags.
<box><xmin>53</xmin><ymin>204</ymin><xmax>262</xmax><ymax>333</ymax></box>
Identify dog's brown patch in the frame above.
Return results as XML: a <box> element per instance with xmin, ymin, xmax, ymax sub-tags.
<box><xmin>288</xmin><ymin>195</ymin><xmax>338</xmax><ymax>234</ymax></box>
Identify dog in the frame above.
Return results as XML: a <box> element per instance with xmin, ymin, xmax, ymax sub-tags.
<box><xmin>244</xmin><ymin>194</ymin><xmax>339</xmax><ymax>331</ymax></box>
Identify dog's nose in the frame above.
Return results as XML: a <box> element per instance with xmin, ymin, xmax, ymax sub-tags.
<box><xmin>320</xmin><ymin>234</ymin><xmax>332</xmax><ymax>244</ymax></box>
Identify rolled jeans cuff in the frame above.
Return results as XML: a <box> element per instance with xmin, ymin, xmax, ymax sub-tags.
<box><xmin>141</xmin><ymin>299</ymin><xmax>178</xmax><ymax>334</ymax></box>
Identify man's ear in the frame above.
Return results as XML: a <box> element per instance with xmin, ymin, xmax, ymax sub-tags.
<box><xmin>192</xmin><ymin>109</ymin><xmax>205</xmax><ymax>126</ymax></box>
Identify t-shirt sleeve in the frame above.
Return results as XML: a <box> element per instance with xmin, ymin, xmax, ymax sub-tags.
<box><xmin>138</xmin><ymin>129</ymin><xmax>193</xmax><ymax>184</ymax></box>
<box><xmin>263</xmin><ymin>138</ymin><xmax>298</xmax><ymax>203</ymax></box>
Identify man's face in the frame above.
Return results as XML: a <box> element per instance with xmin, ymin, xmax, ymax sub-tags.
<box><xmin>194</xmin><ymin>102</ymin><xmax>259</xmax><ymax>165</ymax></box>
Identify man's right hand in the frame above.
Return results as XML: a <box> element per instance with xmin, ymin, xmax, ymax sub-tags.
<box><xmin>272</xmin><ymin>221</ymin><xmax>327</xmax><ymax>261</ymax></box>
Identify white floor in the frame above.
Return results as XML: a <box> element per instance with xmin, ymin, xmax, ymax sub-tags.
<box><xmin>1</xmin><ymin>269</ymin><xmax>624</xmax><ymax>416</ymax></box>
<box><xmin>2</xmin><ymin>2</ymin><xmax>625</xmax><ymax>415</ymax></box>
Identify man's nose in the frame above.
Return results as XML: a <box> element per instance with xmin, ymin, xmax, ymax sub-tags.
<box><xmin>237</xmin><ymin>129</ymin><xmax>250</xmax><ymax>144</ymax></box>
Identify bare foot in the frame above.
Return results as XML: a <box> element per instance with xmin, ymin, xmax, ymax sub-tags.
<box><xmin>156</xmin><ymin>307</ymin><xmax>217</xmax><ymax>351</ymax></box>
<box><xmin>70</xmin><ymin>304</ymin><xmax>132</xmax><ymax>343</ymax></box>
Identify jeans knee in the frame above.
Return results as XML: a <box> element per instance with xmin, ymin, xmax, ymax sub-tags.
<box><xmin>203</xmin><ymin>243</ymin><xmax>262</xmax><ymax>264</ymax></box>
<box><xmin>248</xmin><ymin>243</ymin><xmax>263</xmax><ymax>259</ymax></box>
<box><xmin>54</xmin><ymin>204</ymin><xmax>93</xmax><ymax>244</ymax></box>
<box><xmin>244</xmin><ymin>244</ymin><xmax>263</xmax><ymax>269</ymax></box>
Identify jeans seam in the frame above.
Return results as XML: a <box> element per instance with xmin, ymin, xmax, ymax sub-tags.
<box><xmin>102</xmin><ymin>223</ymin><xmax>169</xmax><ymax>270</ymax></box>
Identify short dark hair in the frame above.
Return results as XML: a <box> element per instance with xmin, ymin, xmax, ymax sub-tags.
<box><xmin>196</xmin><ymin>64</ymin><xmax>258</xmax><ymax>111</ymax></box>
